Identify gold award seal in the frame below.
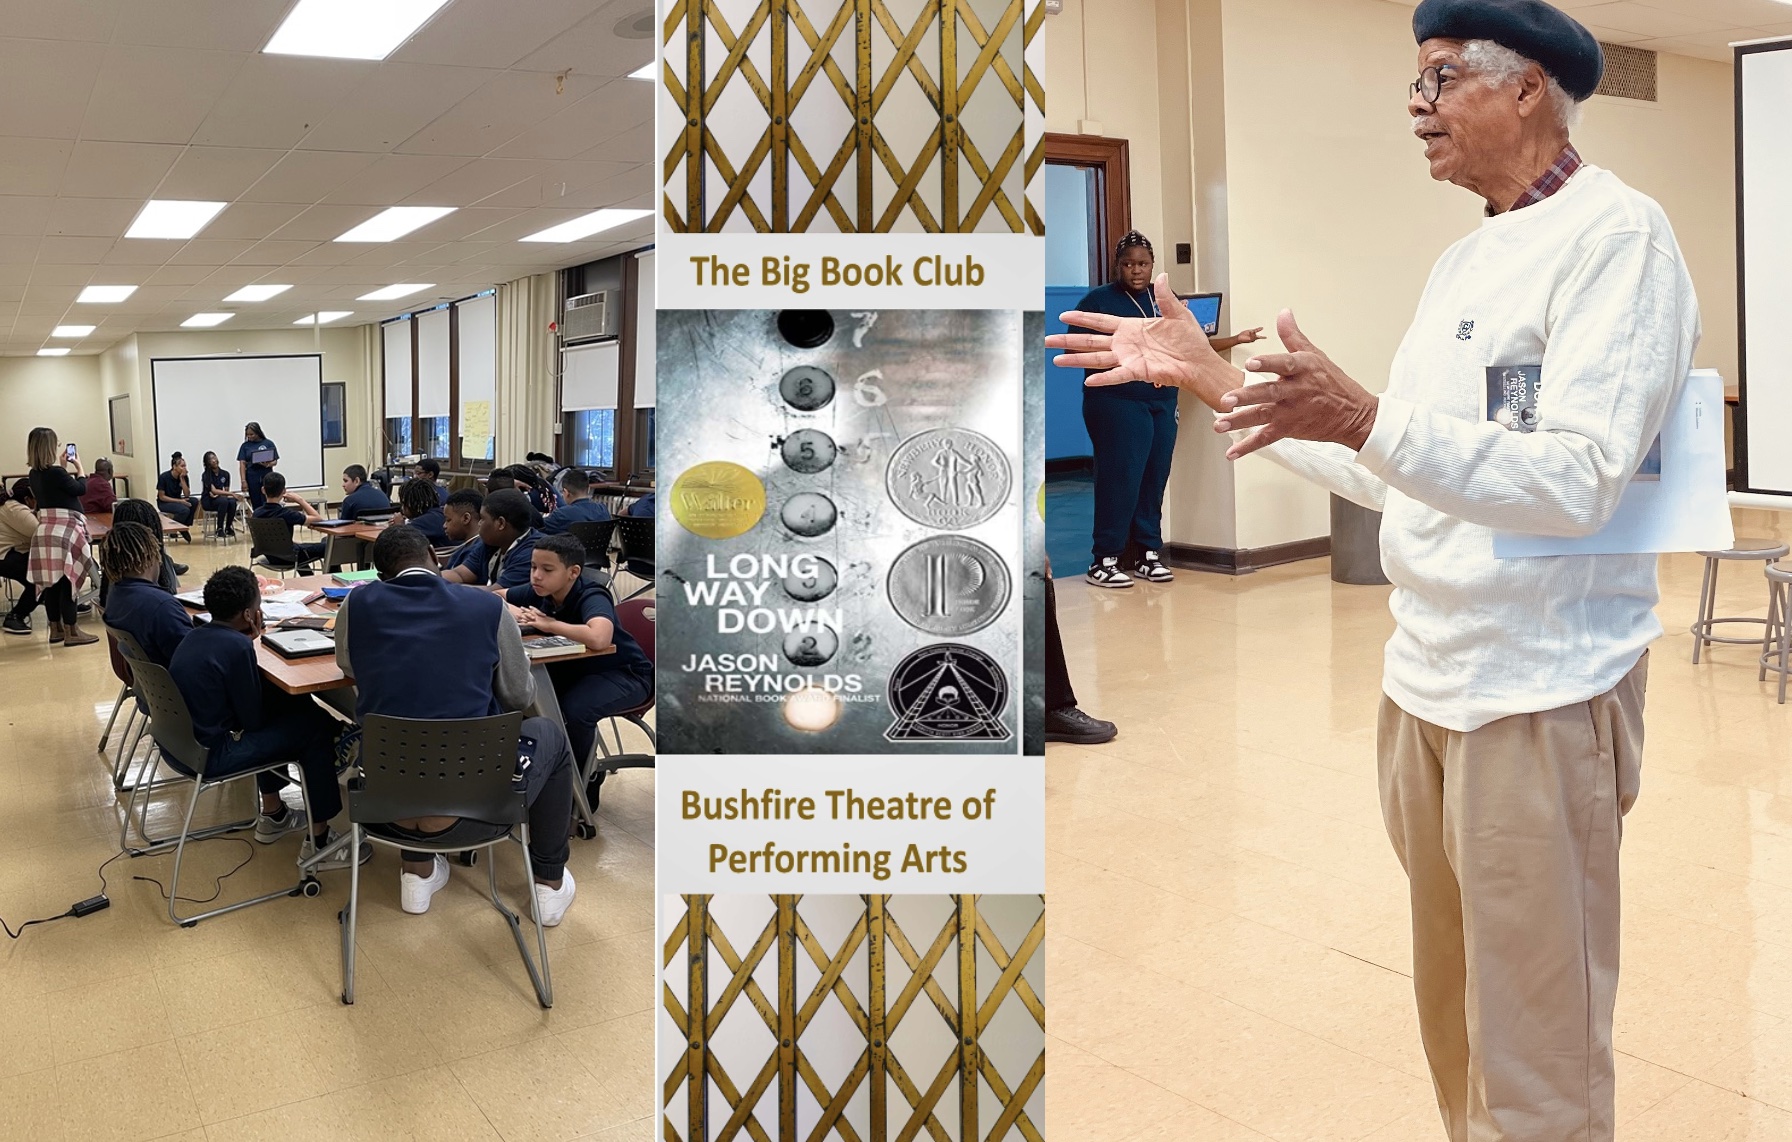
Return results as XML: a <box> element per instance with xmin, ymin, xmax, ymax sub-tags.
<box><xmin>670</xmin><ymin>461</ymin><xmax>766</xmax><ymax>538</ymax></box>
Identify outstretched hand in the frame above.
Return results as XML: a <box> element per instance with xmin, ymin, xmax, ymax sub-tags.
<box><xmin>1044</xmin><ymin>274</ymin><xmax>1238</xmax><ymax>410</ymax></box>
<box><xmin>1213</xmin><ymin>310</ymin><xmax>1379</xmax><ymax>459</ymax></box>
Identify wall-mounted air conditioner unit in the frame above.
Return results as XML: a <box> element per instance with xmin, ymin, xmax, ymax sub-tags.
<box><xmin>563</xmin><ymin>291</ymin><xmax>618</xmax><ymax>344</ymax></box>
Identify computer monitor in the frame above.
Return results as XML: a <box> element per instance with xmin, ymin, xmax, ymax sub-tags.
<box><xmin>1182</xmin><ymin>292</ymin><xmax>1222</xmax><ymax>335</ymax></box>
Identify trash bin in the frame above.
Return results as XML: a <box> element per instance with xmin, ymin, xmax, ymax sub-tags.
<box><xmin>1330</xmin><ymin>494</ymin><xmax>1388</xmax><ymax>585</ymax></box>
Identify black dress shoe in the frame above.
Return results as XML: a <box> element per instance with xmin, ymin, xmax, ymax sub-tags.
<box><xmin>1044</xmin><ymin>706</ymin><xmax>1117</xmax><ymax>745</ymax></box>
<box><xmin>173</xmin><ymin>562</ymin><xmax>190</xmax><ymax>576</ymax></box>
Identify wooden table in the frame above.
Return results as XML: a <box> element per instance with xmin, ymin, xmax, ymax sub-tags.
<box><xmin>86</xmin><ymin>512</ymin><xmax>190</xmax><ymax>542</ymax></box>
<box><xmin>179</xmin><ymin>574</ymin><xmax>613</xmax><ymax>731</ymax></box>
<box><xmin>305</xmin><ymin>518</ymin><xmax>392</xmax><ymax>570</ymax></box>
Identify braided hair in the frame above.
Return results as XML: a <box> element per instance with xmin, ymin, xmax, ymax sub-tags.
<box><xmin>399</xmin><ymin>475</ymin><xmax>438</xmax><ymax>519</ymax></box>
<box><xmin>1114</xmin><ymin>229</ymin><xmax>1153</xmax><ymax>263</ymax></box>
<box><xmin>101</xmin><ymin>521</ymin><xmax>162</xmax><ymax>581</ymax></box>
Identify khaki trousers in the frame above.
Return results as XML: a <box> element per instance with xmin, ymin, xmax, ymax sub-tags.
<box><xmin>1378</xmin><ymin>654</ymin><xmax>1647</xmax><ymax>1142</ymax></box>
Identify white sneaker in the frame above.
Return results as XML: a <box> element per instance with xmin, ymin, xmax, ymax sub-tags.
<box><xmin>1134</xmin><ymin>550</ymin><xmax>1175</xmax><ymax>583</ymax></box>
<box><xmin>400</xmin><ymin>855</ymin><xmax>451</xmax><ymax>914</ymax></box>
<box><xmin>254</xmin><ymin>805</ymin><xmax>308</xmax><ymax>844</ymax></box>
<box><xmin>534</xmin><ymin>868</ymin><xmax>576</xmax><ymax>927</ymax></box>
<box><xmin>1085</xmin><ymin>557</ymin><xmax>1134</xmax><ymax>588</ymax></box>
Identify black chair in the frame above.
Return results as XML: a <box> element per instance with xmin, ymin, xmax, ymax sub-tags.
<box><xmin>337</xmin><ymin>712</ymin><xmax>552</xmax><ymax>1007</ymax></box>
<box><xmin>565</xmin><ymin>519</ymin><xmax>616</xmax><ymax>573</ymax></box>
<box><xmin>123</xmin><ymin>654</ymin><xmax>323</xmax><ymax>926</ymax></box>
<box><xmin>612</xmin><ymin>515</ymin><xmax>653</xmax><ymax>600</ymax></box>
<box><xmin>246</xmin><ymin>516</ymin><xmax>318</xmax><ymax>578</ymax></box>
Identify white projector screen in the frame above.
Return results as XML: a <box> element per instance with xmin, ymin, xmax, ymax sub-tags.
<box><xmin>151</xmin><ymin>355</ymin><xmax>325</xmax><ymax>491</ymax></box>
<box><xmin>1740</xmin><ymin>42</ymin><xmax>1792</xmax><ymax>494</ymax></box>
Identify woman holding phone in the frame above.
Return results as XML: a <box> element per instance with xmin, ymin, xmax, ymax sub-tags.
<box><xmin>237</xmin><ymin>422</ymin><xmax>279</xmax><ymax>509</ymax></box>
<box><xmin>24</xmin><ymin>427</ymin><xmax>97</xmax><ymax>645</ymax></box>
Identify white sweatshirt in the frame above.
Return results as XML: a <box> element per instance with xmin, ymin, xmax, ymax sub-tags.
<box><xmin>1259</xmin><ymin>164</ymin><xmax>1700</xmax><ymax>731</ymax></box>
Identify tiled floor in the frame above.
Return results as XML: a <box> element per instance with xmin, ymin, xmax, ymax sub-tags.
<box><xmin>1044</xmin><ymin>508</ymin><xmax>1792</xmax><ymax>1141</ymax></box>
<box><xmin>0</xmin><ymin>535</ymin><xmax>655</xmax><ymax>1142</ymax></box>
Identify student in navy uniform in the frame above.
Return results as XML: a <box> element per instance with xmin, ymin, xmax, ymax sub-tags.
<box><xmin>334</xmin><ymin>525</ymin><xmax>577</xmax><ymax>922</ymax></box>
<box><xmin>237</xmin><ymin>422</ymin><xmax>279</xmax><ymax>510</ymax></box>
<box><xmin>97</xmin><ymin>521</ymin><xmax>192</xmax><ymax>666</ymax></box>
<box><xmin>439</xmin><ymin>489</ymin><xmax>488</xmax><ymax>583</ymax></box>
<box><xmin>166</xmin><ymin>566</ymin><xmax>364</xmax><ymax>864</ymax></box>
<box><xmin>541</xmin><ymin>468</ymin><xmax>611</xmax><ymax>535</ymax></box>
<box><xmin>445</xmin><ymin>488</ymin><xmax>536</xmax><ymax>590</ymax></box>
<box><xmin>505</xmin><ymin>533</ymin><xmax>653</xmax><ymax>772</ymax></box>
<box><xmin>251</xmin><ymin>472</ymin><xmax>328</xmax><ymax>566</ymax></box>
<box><xmin>626</xmin><ymin>492</ymin><xmax>654</xmax><ymax>518</ymax></box>
<box><xmin>396</xmin><ymin>477</ymin><xmax>448</xmax><ymax>546</ymax></box>
<box><xmin>199</xmin><ymin>451</ymin><xmax>240</xmax><ymax>537</ymax></box>
<box><xmin>156</xmin><ymin>453</ymin><xmax>200</xmax><ymax>528</ymax></box>
<box><xmin>1071</xmin><ymin>230</ymin><xmax>1263</xmax><ymax>588</ymax></box>
<box><xmin>338</xmin><ymin>465</ymin><xmax>393</xmax><ymax>521</ymax></box>
<box><xmin>102</xmin><ymin>498</ymin><xmax>186</xmax><ymax>602</ymax></box>
<box><xmin>417</xmin><ymin>457</ymin><xmax>449</xmax><ymax>506</ymax></box>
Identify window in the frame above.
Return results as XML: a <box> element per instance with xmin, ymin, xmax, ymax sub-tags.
<box><xmin>633</xmin><ymin>407</ymin><xmax>655</xmax><ymax>473</ymax></box>
<box><xmin>321</xmin><ymin>382</ymin><xmax>346</xmax><ymax>447</ymax></box>
<box><xmin>384</xmin><ymin>416</ymin><xmax>412</xmax><ymax>458</ymax></box>
<box><xmin>418</xmin><ymin>416</ymin><xmax>450</xmax><ymax>462</ymax></box>
<box><xmin>567</xmin><ymin>409</ymin><xmax>616</xmax><ymax>469</ymax></box>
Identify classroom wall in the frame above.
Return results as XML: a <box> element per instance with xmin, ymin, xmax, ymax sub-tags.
<box><xmin>0</xmin><ymin>355</ymin><xmax>108</xmax><ymax>480</ymax></box>
<box><xmin>1046</xmin><ymin>0</ymin><xmax>1741</xmax><ymax>555</ymax></box>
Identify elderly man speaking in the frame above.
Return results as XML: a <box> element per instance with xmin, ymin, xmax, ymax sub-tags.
<box><xmin>1049</xmin><ymin>1</ymin><xmax>1699</xmax><ymax>1138</ymax></box>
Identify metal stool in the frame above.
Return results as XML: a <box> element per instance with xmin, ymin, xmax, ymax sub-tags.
<box><xmin>1691</xmin><ymin>539</ymin><xmax>1790</xmax><ymax>663</ymax></box>
<box><xmin>1762</xmin><ymin>565</ymin><xmax>1792</xmax><ymax>703</ymax></box>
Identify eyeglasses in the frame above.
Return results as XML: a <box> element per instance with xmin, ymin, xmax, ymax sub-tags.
<box><xmin>1409</xmin><ymin>65</ymin><xmax>1458</xmax><ymax>106</ymax></box>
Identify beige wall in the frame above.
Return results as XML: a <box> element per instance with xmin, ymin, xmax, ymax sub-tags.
<box><xmin>1047</xmin><ymin>0</ymin><xmax>1740</xmax><ymax>554</ymax></box>
<box><xmin>0</xmin><ymin>356</ymin><xmax>107</xmax><ymax>479</ymax></box>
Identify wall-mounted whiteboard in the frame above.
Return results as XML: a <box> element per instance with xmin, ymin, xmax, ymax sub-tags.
<box><xmin>1739</xmin><ymin>42</ymin><xmax>1792</xmax><ymax>494</ymax></box>
<box><xmin>151</xmin><ymin>355</ymin><xmax>325</xmax><ymax>490</ymax></box>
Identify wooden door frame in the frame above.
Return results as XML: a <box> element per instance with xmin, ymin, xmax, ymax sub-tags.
<box><xmin>1043</xmin><ymin>133</ymin><xmax>1131</xmax><ymax>280</ymax></box>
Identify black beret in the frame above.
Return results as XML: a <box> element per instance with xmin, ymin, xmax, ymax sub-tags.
<box><xmin>1413</xmin><ymin>0</ymin><xmax>1604</xmax><ymax>102</ymax></box>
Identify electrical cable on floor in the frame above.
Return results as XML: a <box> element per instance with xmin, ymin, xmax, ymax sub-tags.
<box><xmin>1</xmin><ymin>834</ymin><xmax>259</xmax><ymax>937</ymax></box>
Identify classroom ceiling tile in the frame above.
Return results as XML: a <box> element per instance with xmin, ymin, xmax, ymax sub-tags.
<box><xmin>513</xmin><ymin>5</ymin><xmax>654</xmax><ymax>77</ymax></box>
<box><xmin>490</xmin><ymin>84</ymin><xmax>653</xmax><ymax>161</ymax></box>
<box><xmin>239</xmin><ymin>150</ymin><xmax>383</xmax><ymax>205</ymax></box>
<box><xmin>232</xmin><ymin>239</ymin><xmax>320</xmax><ymax>266</ymax></box>
<box><xmin>320</xmin><ymin>154</ymin><xmax>474</xmax><ymax>207</ymax></box>
<box><xmin>0</xmin><ymin>38</ymin><xmax>103</xmax><ymax>141</ymax></box>
<box><xmin>1629</xmin><ymin>37</ymin><xmax>1733</xmax><ymax>62</ymax></box>
<box><xmin>110</xmin><ymin>0</ymin><xmax>292</xmax><ymax>53</ymax></box>
<box><xmin>396</xmin><ymin>0</ymin><xmax>605</xmax><ymax>69</ymax></box>
<box><xmin>46</xmin><ymin>197</ymin><xmax>142</xmax><ymax>237</ymax></box>
<box><xmin>100</xmin><ymin>241</ymin><xmax>183</xmax><ymax>266</ymax></box>
<box><xmin>158</xmin><ymin>147</ymin><xmax>288</xmax><ymax>200</ymax></box>
<box><xmin>146</xmin><ymin>264</ymin><xmax>219</xmax><ymax>288</ymax></box>
<box><xmin>37</xmin><ymin>236</ymin><xmax>115</xmax><ymax>264</ymax></box>
<box><xmin>165</xmin><ymin>238</ymin><xmax>259</xmax><ymax>266</ymax></box>
<box><xmin>397</xmin><ymin>69</ymin><xmax>604</xmax><ymax>157</ymax></box>
<box><xmin>0</xmin><ymin>196</ymin><xmax>54</xmax><ymax>237</ymax></box>
<box><xmin>0</xmin><ymin>139</ymin><xmax>73</xmax><ymax>197</ymax></box>
<box><xmin>0</xmin><ymin>0</ymin><xmax>124</xmax><ymax>43</ymax></box>
<box><xmin>299</xmin><ymin>63</ymin><xmax>498</xmax><ymax>153</ymax></box>
<box><xmin>406</xmin><ymin>158</ymin><xmax>548</xmax><ymax>207</ymax></box>
<box><xmin>58</xmin><ymin>141</ymin><xmax>185</xmax><ymax>199</ymax></box>
<box><xmin>199</xmin><ymin>201</ymin><xmax>309</xmax><ymax>242</ymax></box>
<box><xmin>81</xmin><ymin>44</ymin><xmax>246</xmax><ymax>145</ymax></box>
<box><xmin>191</xmin><ymin>55</ymin><xmax>375</xmax><ymax>150</ymax></box>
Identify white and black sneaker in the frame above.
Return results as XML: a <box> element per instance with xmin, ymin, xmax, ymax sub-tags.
<box><xmin>1134</xmin><ymin>550</ymin><xmax>1174</xmax><ymax>583</ymax></box>
<box><xmin>1085</xmin><ymin>557</ymin><xmax>1134</xmax><ymax>589</ymax></box>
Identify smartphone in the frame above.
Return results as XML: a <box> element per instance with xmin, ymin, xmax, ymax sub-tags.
<box><xmin>63</xmin><ymin>443</ymin><xmax>76</xmax><ymax>461</ymax></box>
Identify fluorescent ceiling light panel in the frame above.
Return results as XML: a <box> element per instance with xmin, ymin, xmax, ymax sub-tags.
<box><xmin>334</xmin><ymin>206</ymin><xmax>455</xmax><ymax>243</ymax></box>
<box><xmin>37</xmin><ymin>348</ymin><xmax>71</xmax><ymax>357</ymax></box>
<box><xmin>519</xmin><ymin>208</ymin><xmax>653</xmax><ymax>243</ymax></box>
<box><xmin>182</xmin><ymin>312</ymin><xmax>234</xmax><ymax>328</ymax></box>
<box><xmin>358</xmin><ymin>283</ymin><xmax>434</xmax><ymax>301</ymax></box>
<box><xmin>77</xmin><ymin>285</ymin><xmax>136</xmax><ymax>303</ymax></box>
<box><xmin>125</xmin><ymin>200</ymin><xmax>227</xmax><ymax>240</ymax></box>
<box><xmin>51</xmin><ymin>325</ymin><xmax>95</xmax><ymax>338</ymax></box>
<box><xmin>263</xmin><ymin>0</ymin><xmax>453</xmax><ymax>60</ymax></box>
<box><xmin>224</xmin><ymin>284</ymin><xmax>293</xmax><ymax>302</ymax></box>
<box><xmin>294</xmin><ymin>311</ymin><xmax>354</xmax><ymax>325</ymax></box>
<box><xmin>629</xmin><ymin>61</ymin><xmax>655</xmax><ymax>79</ymax></box>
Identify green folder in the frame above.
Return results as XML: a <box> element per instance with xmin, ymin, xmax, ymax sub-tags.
<box><xmin>331</xmin><ymin>569</ymin><xmax>380</xmax><ymax>584</ymax></box>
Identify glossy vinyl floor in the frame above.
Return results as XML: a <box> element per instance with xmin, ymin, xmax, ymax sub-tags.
<box><xmin>0</xmin><ymin>536</ymin><xmax>655</xmax><ymax>1142</ymax></box>
<box><xmin>1044</xmin><ymin>508</ymin><xmax>1792</xmax><ymax>1141</ymax></box>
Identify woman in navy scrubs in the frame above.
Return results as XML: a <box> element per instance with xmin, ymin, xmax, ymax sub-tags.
<box><xmin>236</xmin><ymin>422</ymin><xmax>278</xmax><ymax>510</ymax></box>
<box><xmin>1072</xmin><ymin>231</ymin><xmax>1262</xmax><ymax>588</ymax></box>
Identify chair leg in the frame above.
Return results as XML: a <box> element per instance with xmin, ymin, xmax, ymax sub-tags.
<box><xmin>341</xmin><ymin>822</ymin><xmax>362</xmax><ymax>1005</ymax></box>
<box><xmin>166</xmin><ymin>780</ymin><xmax>209</xmax><ymax>926</ymax></box>
<box><xmin>1780</xmin><ymin>592</ymin><xmax>1790</xmax><ymax>705</ymax></box>
<box><xmin>1764</xmin><ymin>582</ymin><xmax>1781</xmax><ymax>684</ymax></box>
<box><xmin>1693</xmin><ymin>556</ymin><xmax>1716</xmax><ymax>663</ymax></box>
<box><xmin>98</xmin><ymin>682</ymin><xmax>128</xmax><ymax>753</ymax></box>
<box><xmin>479</xmin><ymin>829</ymin><xmax>552</xmax><ymax>1007</ymax></box>
<box><xmin>170</xmin><ymin>770</ymin><xmax>319</xmax><ymax>927</ymax></box>
<box><xmin>110</xmin><ymin>705</ymin><xmax>140</xmax><ymax>790</ymax></box>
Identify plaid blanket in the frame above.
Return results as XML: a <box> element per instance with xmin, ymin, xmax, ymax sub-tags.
<box><xmin>28</xmin><ymin>507</ymin><xmax>88</xmax><ymax>590</ymax></box>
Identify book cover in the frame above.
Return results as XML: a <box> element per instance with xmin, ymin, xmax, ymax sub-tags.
<box><xmin>1486</xmin><ymin>365</ymin><xmax>1660</xmax><ymax>481</ymax></box>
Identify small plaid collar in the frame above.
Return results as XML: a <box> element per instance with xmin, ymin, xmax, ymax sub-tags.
<box><xmin>1490</xmin><ymin>145</ymin><xmax>1582</xmax><ymax>216</ymax></box>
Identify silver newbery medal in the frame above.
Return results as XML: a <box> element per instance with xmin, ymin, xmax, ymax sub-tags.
<box><xmin>887</xmin><ymin>535</ymin><xmax>1011</xmax><ymax>636</ymax></box>
<box><xmin>886</xmin><ymin>428</ymin><xmax>1010</xmax><ymax>530</ymax></box>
